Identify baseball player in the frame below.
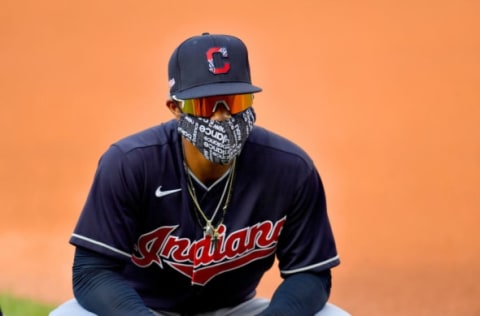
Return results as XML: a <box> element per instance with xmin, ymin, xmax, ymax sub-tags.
<box><xmin>50</xmin><ymin>33</ymin><xmax>349</xmax><ymax>315</ymax></box>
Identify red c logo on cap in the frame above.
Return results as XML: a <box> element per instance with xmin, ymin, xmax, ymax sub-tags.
<box><xmin>206</xmin><ymin>47</ymin><xmax>230</xmax><ymax>74</ymax></box>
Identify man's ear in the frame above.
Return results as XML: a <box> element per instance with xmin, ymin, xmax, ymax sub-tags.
<box><xmin>166</xmin><ymin>99</ymin><xmax>182</xmax><ymax>119</ymax></box>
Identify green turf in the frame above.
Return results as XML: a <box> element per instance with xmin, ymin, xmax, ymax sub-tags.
<box><xmin>0</xmin><ymin>293</ymin><xmax>55</xmax><ymax>316</ymax></box>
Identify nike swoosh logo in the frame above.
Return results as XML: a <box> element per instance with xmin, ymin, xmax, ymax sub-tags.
<box><xmin>155</xmin><ymin>186</ymin><xmax>182</xmax><ymax>198</ymax></box>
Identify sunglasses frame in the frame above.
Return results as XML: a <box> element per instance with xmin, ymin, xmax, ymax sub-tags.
<box><xmin>172</xmin><ymin>94</ymin><xmax>253</xmax><ymax>117</ymax></box>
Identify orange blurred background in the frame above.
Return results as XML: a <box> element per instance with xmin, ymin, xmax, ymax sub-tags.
<box><xmin>1</xmin><ymin>0</ymin><xmax>479</xmax><ymax>315</ymax></box>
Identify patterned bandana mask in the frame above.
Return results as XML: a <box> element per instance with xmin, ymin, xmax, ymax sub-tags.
<box><xmin>178</xmin><ymin>107</ymin><xmax>256</xmax><ymax>165</ymax></box>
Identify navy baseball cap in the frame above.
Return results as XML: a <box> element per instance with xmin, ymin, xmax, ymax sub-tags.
<box><xmin>168</xmin><ymin>33</ymin><xmax>262</xmax><ymax>99</ymax></box>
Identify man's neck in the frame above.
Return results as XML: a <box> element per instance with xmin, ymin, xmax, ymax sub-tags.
<box><xmin>182</xmin><ymin>138</ymin><xmax>232</xmax><ymax>186</ymax></box>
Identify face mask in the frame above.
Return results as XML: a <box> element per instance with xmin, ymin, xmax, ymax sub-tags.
<box><xmin>178</xmin><ymin>107</ymin><xmax>256</xmax><ymax>165</ymax></box>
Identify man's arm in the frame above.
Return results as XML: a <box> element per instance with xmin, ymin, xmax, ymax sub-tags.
<box><xmin>73</xmin><ymin>246</ymin><xmax>154</xmax><ymax>316</ymax></box>
<box><xmin>257</xmin><ymin>269</ymin><xmax>332</xmax><ymax>316</ymax></box>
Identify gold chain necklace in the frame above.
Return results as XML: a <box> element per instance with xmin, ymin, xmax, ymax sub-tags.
<box><xmin>183</xmin><ymin>158</ymin><xmax>236</xmax><ymax>250</ymax></box>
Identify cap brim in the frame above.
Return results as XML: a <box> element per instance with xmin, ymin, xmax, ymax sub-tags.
<box><xmin>173</xmin><ymin>82</ymin><xmax>262</xmax><ymax>99</ymax></box>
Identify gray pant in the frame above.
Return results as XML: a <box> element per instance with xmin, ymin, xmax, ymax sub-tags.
<box><xmin>50</xmin><ymin>298</ymin><xmax>350</xmax><ymax>316</ymax></box>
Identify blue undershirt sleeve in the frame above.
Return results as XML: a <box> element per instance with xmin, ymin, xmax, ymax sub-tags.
<box><xmin>72</xmin><ymin>246</ymin><xmax>154</xmax><ymax>316</ymax></box>
<box><xmin>256</xmin><ymin>270</ymin><xmax>332</xmax><ymax>316</ymax></box>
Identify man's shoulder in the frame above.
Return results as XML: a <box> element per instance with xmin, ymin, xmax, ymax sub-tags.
<box><xmin>246</xmin><ymin>126</ymin><xmax>314</xmax><ymax>166</ymax></box>
<box><xmin>112</xmin><ymin>119</ymin><xmax>178</xmax><ymax>154</ymax></box>
<box><xmin>248</xmin><ymin>126</ymin><xmax>308</xmax><ymax>155</ymax></box>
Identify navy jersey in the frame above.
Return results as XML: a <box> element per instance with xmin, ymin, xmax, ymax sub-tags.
<box><xmin>70</xmin><ymin>119</ymin><xmax>339</xmax><ymax>313</ymax></box>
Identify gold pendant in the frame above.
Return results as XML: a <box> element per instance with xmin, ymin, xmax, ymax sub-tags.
<box><xmin>205</xmin><ymin>224</ymin><xmax>220</xmax><ymax>250</ymax></box>
<box><xmin>205</xmin><ymin>224</ymin><xmax>214</xmax><ymax>237</ymax></box>
<box><xmin>211</xmin><ymin>229</ymin><xmax>219</xmax><ymax>250</ymax></box>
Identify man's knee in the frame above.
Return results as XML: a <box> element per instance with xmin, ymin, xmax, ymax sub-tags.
<box><xmin>316</xmin><ymin>303</ymin><xmax>351</xmax><ymax>316</ymax></box>
<box><xmin>49</xmin><ymin>299</ymin><xmax>96</xmax><ymax>316</ymax></box>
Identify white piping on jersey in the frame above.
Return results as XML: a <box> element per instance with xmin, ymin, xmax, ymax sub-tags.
<box><xmin>71</xmin><ymin>233</ymin><xmax>131</xmax><ymax>258</ymax></box>
<box><xmin>280</xmin><ymin>255</ymin><xmax>340</xmax><ymax>275</ymax></box>
<box><xmin>187</xmin><ymin>166</ymin><xmax>232</xmax><ymax>191</ymax></box>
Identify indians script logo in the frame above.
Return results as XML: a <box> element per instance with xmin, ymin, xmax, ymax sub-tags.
<box><xmin>207</xmin><ymin>47</ymin><xmax>230</xmax><ymax>74</ymax></box>
<box><xmin>132</xmin><ymin>218</ymin><xmax>286</xmax><ymax>285</ymax></box>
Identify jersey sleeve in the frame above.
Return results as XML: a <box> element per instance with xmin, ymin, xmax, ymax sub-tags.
<box><xmin>276</xmin><ymin>168</ymin><xmax>340</xmax><ymax>277</ymax></box>
<box><xmin>70</xmin><ymin>145</ymin><xmax>143</xmax><ymax>260</ymax></box>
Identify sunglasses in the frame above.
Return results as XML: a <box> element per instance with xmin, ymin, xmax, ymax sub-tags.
<box><xmin>172</xmin><ymin>94</ymin><xmax>253</xmax><ymax>117</ymax></box>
